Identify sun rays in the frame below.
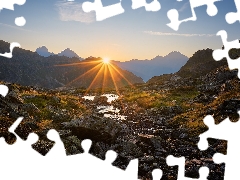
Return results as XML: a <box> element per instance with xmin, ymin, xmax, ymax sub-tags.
<box><xmin>55</xmin><ymin>57</ymin><xmax>134</xmax><ymax>95</ymax></box>
<box><xmin>102</xmin><ymin>57</ymin><xmax>110</xmax><ymax>64</ymax></box>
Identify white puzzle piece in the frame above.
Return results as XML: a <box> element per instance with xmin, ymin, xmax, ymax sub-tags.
<box><xmin>0</xmin><ymin>42</ymin><xmax>20</xmax><ymax>58</ymax></box>
<box><xmin>82</xmin><ymin>0</ymin><xmax>124</xmax><ymax>21</ymax></box>
<box><xmin>152</xmin><ymin>169</ymin><xmax>163</xmax><ymax>180</ymax></box>
<box><xmin>0</xmin><ymin>0</ymin><xmax>26</xmax><ymax>11</ymax></box>
<box><xmin>0</xmin><ymin>84</ymin><xmax>9</xmax><ymax>97</ymax></box>
<box><xmin>0</xmin><ymin>0</ymin><xmax>26</xmax><ymax>58</ymax></box>
<box><xmin>167</xmin><ymin>155</ymin><xmax>209</xmax><ymax>180</ymax></box>
<box><xmin>226</xmin><ymin>0</ymin><xmax>240</xmax><ymax>24</ymax></box>
<box><xmin>212</xmin><ymin>30</ymin><xmax>240</xmax><ymax>78</ymax></box>
<box><xmin>0</xmin><ymin>0</ymin><xmax>26</xmax><ymax>26</ymax></box>
<box><xmin>0</xmin><ymin>129</ymin><xmax>139</xmax><ymax>180</ymax></box>
<box><xmin>131</xmin><ymin>0</ymin><xmax>161</xmax><ymax>12</ymax></box>
<box><xmin>167</xmin><ymin>0</ymin><xmax>221</xmax><ymax>31</ymax></box>
<box><xmin>198</xmin><ymin>113</ymin><xmax>240</xmax><ymax>180</ymax></box>
<box><xmin>15</xmin><ymin>16</ymin><xmax>26</xmax><ymax>26</ymax></box>
<box><xmin>1</xmin><ymin>0</ymin><xmax>240</xmax><ymax>180</ymax></box>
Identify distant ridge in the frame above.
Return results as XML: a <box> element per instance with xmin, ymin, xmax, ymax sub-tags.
<box><xmin>36</xmin><ymin>46</ymin><xmax>54</xmax><ymax>57</ymax></box>
<box><xmin>114</xmin><ymin>51</ymin><xmax>188</xmax><ymax>82</ymax></box>
<box><xmin>0</xmin><ymin>40</ymin><xmax>143</xmax><ymax>89</ymax></box>
<box><xmin>36</xmin><ymin>46</ymin><xmax>83</xmax><ymax>60</ymax></box>
<box><xmin>147</xmin><ymin>48</ymin><xmax>228</xmax><ymax>84</ymax></box>
<box><xmin>57</xmin><ymin>48</ymin><xmax>82</xmax><ymax>60</ymax></box>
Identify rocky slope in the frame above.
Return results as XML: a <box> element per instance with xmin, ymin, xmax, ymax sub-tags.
<box><xmin>176</xmin><ymin>48</ymin><xmax>227</xmax><ymax>78</ymax></box>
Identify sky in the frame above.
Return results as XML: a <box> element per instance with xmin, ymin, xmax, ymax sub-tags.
<box><xmin>0</xmin><ymin>0</ymin><xmax>239</xmax><ymax>61</ymax></box>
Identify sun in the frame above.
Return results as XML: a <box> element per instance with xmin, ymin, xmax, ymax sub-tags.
<box><xmin>102</xmin><ymin>57</ymin><xmax>110</xmax><ymax>64</ymax></box>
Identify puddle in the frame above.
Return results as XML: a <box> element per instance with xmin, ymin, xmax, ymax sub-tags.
<box><xmin>82</xmin><ymin>96</ymin><xmax>95</xmax><ymax>101</ymax></box>
<box><xmin>82</xmin><ymin>94</ymin><xmax>126</xmax><ymax>120</ymax></box>
<box><xmin>101</xmin><ymin>94</ymin><xmax>119</xmax><ymax>103</ymax></box>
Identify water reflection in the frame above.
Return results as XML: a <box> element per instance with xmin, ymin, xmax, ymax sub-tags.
<box><xmin>82</xmin><ymin>94</ymin><xmax>126</xmax><ymax>120</ymax></box>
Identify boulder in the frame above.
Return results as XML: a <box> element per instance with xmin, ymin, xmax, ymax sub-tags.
<box><xmin>62</xmin><ymin>116</ymin><xmax>122</xmax><ymax>143</ymax></box>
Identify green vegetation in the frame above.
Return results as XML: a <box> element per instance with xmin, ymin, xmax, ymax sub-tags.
<box><xmin>17</xmin><ymin>87</ymin><xmax>88</xmax><ymax>130</ymax></box>
<box><xmin>121</xmin><ymin>86</ymin><xmax>199</xmax><ymax>110</ymax></box>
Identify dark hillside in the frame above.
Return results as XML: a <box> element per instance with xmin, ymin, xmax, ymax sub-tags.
<box><xmin>0</xmin><ymin>40</ymin><xmax>144</xmax><ymax>89</ymax></box>
<box><xmin>177</xmin><ymin>48</ymin><xmax>227</xmax><ymax>78</ymax></box>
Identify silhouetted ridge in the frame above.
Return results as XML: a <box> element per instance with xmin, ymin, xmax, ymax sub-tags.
<box><xmin>0</xmin><ymin>40</ymin><xmax>144</xmax><ymax>89</ymax></box>
<box><xmin>177</xmin><ymin>48</ymin><xmax>227</xmax><ymax>78</ymax></box>
<box><xmin>114</xmin><ymin>51</ymin><xmax>188</xmax><ymax>82</ymax></box>
<box><xmin>57</xmin><ymin>48</ymin><xmax>82</xmax><ymax>59</ymax></box>
<box><xmin>36</xmin><ymin>46</ymin><xmax>54</xmax><ymax>57</ymax></box>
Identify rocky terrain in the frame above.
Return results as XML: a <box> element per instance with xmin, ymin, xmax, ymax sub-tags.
<box><xmin>0</xmin><ymin>47</ymin><xmax>240</xmax><ymax>179</ymax></box>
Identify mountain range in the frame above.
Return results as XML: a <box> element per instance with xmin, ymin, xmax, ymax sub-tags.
<box><xmin>0</xmin><ymin>40</ymin><xmax>229</xmax><ymax>90</ymax></box>
<box><xmin>0</xmin><ymin>40</ymin><xmax>143</xmax><ymax>89</ymax></box>
<box><xmin>147</xmin><ymin>48</ymin><xmax>228</xmax><ymax>84</ymax></box>
<box><xmin>36</xmin><ymin>46</ymin><xmax>189</xmax><ymax>82</ymax></box>
<box><xmin>113</xmin><ymin>51</ymin><xmax>188</xmax><ymax>82</ymax></box>
<box><xmin>36</xmin><ymin>46</ymin><xmax>83</xmax><ymax>60</ymax></box>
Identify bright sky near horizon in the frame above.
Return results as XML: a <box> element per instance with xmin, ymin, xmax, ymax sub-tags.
<box><xmin>0</xmin><ymin>0</ymin><xmax>239</xmax><ymax>61</ymax></box>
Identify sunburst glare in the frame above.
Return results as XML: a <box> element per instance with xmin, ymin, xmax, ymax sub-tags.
<box><xmin>102</xmin><ymin>57</ymin><xmax>110</xmax><ymax>64</ymax></box>
<box><xmin>55</xmin><ymin>57</ymin><xmax>134</xmax><ymax>96</ymax></box>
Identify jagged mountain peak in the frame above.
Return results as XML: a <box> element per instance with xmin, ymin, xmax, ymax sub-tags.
<box><xmin>58</xmin><ymin>48</ymin><xmax>81</xmax><ymax>59</ymax></box>
<box><xmin>164</xmin><ymin>51</ymin><xmax>187</xmax><ymax>58</ymax></box>
<box><xmin>36</xmin><ymin>46</ymin><xmax>54</xmax><ymax>57</ymax></box>
<box><xmin>36</xmin><ymin>46</ymin><xmax>83</xmax><ymax>60</ymax></box>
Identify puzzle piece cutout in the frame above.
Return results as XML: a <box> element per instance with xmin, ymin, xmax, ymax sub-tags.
<box><xmin>1</xmin><ymin>1</ymin><xmax>239</xmax><ymax>179</ymax></box>
<box><xmin>14</xmin><ymin>119</ymin><xmax>56</xmax><ymax>155</ymax></box>
<box><xmin>198</xmin><ymin>113</ymin><xmax>240</xmax><ymax>180</ymax></box>
<box><xmin>0</xmin><ymin>1</ymin><xmax>26</xmax><ymax>58</ymax></box>
<box><xmin>0</xmin><ymin>42</ymin><xmax>20</xmax><ymax>58</ymax></box>
<box><xmin>226</xmin><ymin>0</ymin><xmax>240</xmax><ymax>24</ymax></box>
<box><xmin>0</xmin><ymin>84</ymin><xmax>18</xmax><ymax>143</ymax></box>
<box><xmin>152</xmin><ymin>169</ymin><xmax>163</xmax><ymax>180</ymax></box>
<box><xmin>167</xmin><ymin>155</ymin><xmax>209</xmax><ymax>180</ymax></box>
<box><xmin>0</xmin><ymin>127</ymin><xmax>139</xmax><ymax>180</ymax></box>
<box><xmin>1</xmin><ymin>116</ymin><xmax>42</xmax><ymax>156</ymax></box>
<box><xmin>0</xmin><ymin>0</ymin><xmax>26</xmax><ymax>26</ymax></box>
<box><xmin>0</xmin><ymin>84</ymin><xmax>9</xmax><ymax>97</ymax></box>
<box><xmin>15</xmin><ymin>16</ymin><xmax>26</xmax><ymax>26</ymax></box>
<box><xmin>0</xmin><ymin>115</ymin><xmax>65</xmax><ymax>156</ymax></box>
<box><xmin>167</xmin><ymin>0</ymin><xmax>221</xmax><ymax>31</ymax></box>
<box><xmin>0</xmin><ymin>0</ymin><xmax>26</xmax><ymax>11</ymax></box>
<box><xmin>80</xmin><ymin>139</ymin><xmax>139</xmax><ymax>180</ymax></box>
<box><xmin>101</xmin><ymin>0</ymin><xmax>121</xmax><ymax>7</ymax></box>
<box><xmin>212</xmin><ymin>30</ymin><xmax>240</xmax><ymax>78</ymax></box>
<box><xmin>82</xmin><ymin>0</ymin><xmax>124</xmax><ymax>21</ymax></box>
<box><xmin>131</xmin><ymin>0</ymin><xmax>161</xmax><ymax>12</ymax></box>
<box><xmin>82</xmin><ymin>0</ymin><xmax>161</xmax><ymax>21</ymax></box>
<box><xmin>0</xmin><ymin>83</ymin><xmax>55</xmax><ymax>153</ymax></box>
